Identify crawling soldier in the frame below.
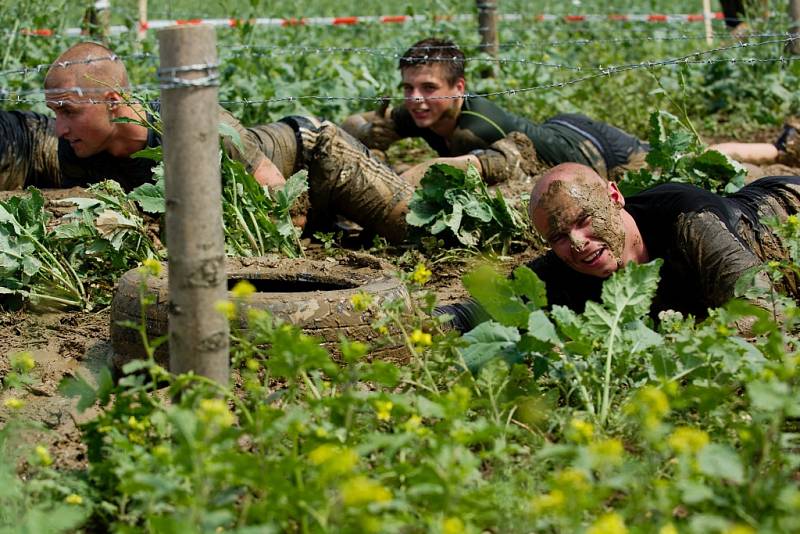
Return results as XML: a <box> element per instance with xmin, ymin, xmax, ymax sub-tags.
<box><xmin>342</xmin><ymin>38</ymin><xmax>797</xmax><ymax>184</ymax></box>
<box><xmin>438</xmin><ymin>163</ymin><xmax>800</xmax><ymax>332</ymax></box>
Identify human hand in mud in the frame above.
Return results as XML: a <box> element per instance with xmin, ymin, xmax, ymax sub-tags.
<box><xmin>340</xmin><ymin>100</ymin><xmax>400</xmax><ymax>151</ymax></box>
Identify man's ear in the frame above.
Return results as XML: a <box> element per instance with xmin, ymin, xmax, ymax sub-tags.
<box><xmin>454</xmin><ymin>76</ymin><xmax>466</xmax><ymax>95</ymax></box>
<box><xmin>608</xmin><ymin>181</ymin><xmax>625</xmax><ymax>208</ymax></box>
<box><xmin>105</xmin><ymin>90</ymin><xmax>122</xmax><ymax>112</ymax></box>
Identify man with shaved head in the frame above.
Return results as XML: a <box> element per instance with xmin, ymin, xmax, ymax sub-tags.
<box><xmin>440</xmin><ymin>163</ymin><xmax>800</xmax><ymax>332</ymax></box>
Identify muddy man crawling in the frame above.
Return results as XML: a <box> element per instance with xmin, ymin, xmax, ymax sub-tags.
<box><xmin>438</xmin><ymin>162</ymin><xmax>800</xmax><ymax>332</ymax></box>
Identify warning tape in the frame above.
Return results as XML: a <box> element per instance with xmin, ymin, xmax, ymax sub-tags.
<box><xmin>19</xmin><ymin>11</ymin><xmax>733</xmax><ymax>37</ymax></box>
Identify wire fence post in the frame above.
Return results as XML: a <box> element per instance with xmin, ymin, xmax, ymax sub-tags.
<box><xmin>158</xmin><ymin>24</ymin><xmax>229</xmax><ymax>385</ymax></box>
<box><xmin>138</xmin><ymin>0</ymin><xmax>148</xmax><ymax>41</ymax></box>
<box><xmin>702</xmin><ymin>0</ymin><xmax>713</xmax><ymax>45</ymax></box>
<box><xmin>83</xmin><ymin>0</ymin><xmax>111</xmax><ymax>42</ymax></box>
<box><xmin>477</xmin><ymin>0</ymin><xmax>499</xmax><ymax>77</ymax></box>
<box><xmin>789</xmin><ymin>0</ymin><xmax>800</xmax><ymax>55</ymax></box>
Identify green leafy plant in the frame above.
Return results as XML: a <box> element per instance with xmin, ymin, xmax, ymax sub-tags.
<box><xmin>620</xmin><ymin>110</ymin><xmax>747</xmax><ymax>196</ymax></box>
<box><xmin>406</xmin><ymin>163</ymin><xmax>527</xmax><ymax>252</ymax></box>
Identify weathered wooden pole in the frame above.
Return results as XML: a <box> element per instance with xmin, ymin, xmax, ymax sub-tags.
<box><xmin>702</xmin><ymin>0</ymin><xmax>713</xmax><ymax>45</ymax></box>
<box><xmin>789</xmin><ymin>0</ymin><xmax>800</xmax><ymax>55</ymax></box>
<box><xmin>476</xmin><ymin>0</ymin><xmax>499</xmax><ymax>77</ymax></box>
<box><xmin>158</xmin><ymin>25</ymin><xmax>229</xmax><ymax>384</ymax></box>
<box><xmin>83</xmin><ymin>0</ymin><xmax>111</xmax><ymax>42</ymax></box>
<box><xmin>138</xmin><ymin>0</ymin><xmax>148</xmax><ymax>41</ymax></box>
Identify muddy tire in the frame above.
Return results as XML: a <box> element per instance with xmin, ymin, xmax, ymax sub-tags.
<box><xmin>110</xmin><ymin>253</ymin><xmax>410</xmax><ymax>370</ymax></box>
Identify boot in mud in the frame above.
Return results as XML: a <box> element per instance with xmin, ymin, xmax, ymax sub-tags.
<box><xmin>775</xmin><ymin>118</ymin><xmax>800</xmax><ymax>167</ymax></box>
<box><xmin>301</xmin><ymin>121</ymin><xmax>414</xmax><ymax>244</ymax></box>
<box><xmin>472</xmin><ymin>131</ymin><xmax>544</xmax><ymax>185</ymax></box>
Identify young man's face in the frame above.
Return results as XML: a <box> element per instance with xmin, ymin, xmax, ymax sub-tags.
<box><xmin>532</xmin><ymin>176</ymin><xmax>626</xmax><ymax>278</ymax></box>
<box><xmin>400</xmin><ymin>63</ymin><xmax>465</xmax><ymax>131</ymax></box>
<box><xmin>45</xmin><ymin>74</ymin><xmax>115</xmax><ymax>158</ymax></box>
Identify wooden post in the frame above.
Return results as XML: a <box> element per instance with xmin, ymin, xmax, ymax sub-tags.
<box><xmin>158</xmin><ymin>25</ymin><xmax>229</xmax><ymax>384</ymax></box>
<box><xmin>138</xmin><ymin>0</ymin><xmax>148</xmax><ymax>41</ymax></box>
<box><xmin>83</xmin><ymin>0</ymin><xmax>111</xmax><ymax>42</ymax></box>
<box><xmin>789</xmin><ymin>0</ymin><xmax>800</xmax><ymax>55</ymax></box>
<box><xmin>476</xmin><ymin>0</ymin><xmax>499</xmax><ymax>77</ymax></box>
<box><xmin>702</xmin><ymin>0</ymin><xmax>713</xmax><ymax>45</ymax></box>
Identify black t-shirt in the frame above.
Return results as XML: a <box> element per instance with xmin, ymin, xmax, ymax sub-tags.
<box><xmin>391</xmin><ymin>95</ymin><xmax>591</xmax><ymax>166</ymax></box>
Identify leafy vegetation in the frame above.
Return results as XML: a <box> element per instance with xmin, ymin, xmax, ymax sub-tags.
<box><xmin>620</xmin><ymin>111</ymin><xmax>747</xmax><ymax>196</ymax></box>
<box><xmin>406</xmin><ymin>163</ymin><xmax>527</xmax><ymax>251</ymax></box>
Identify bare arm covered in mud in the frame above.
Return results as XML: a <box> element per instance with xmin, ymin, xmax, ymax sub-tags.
<box><xmin>340</xmin><ymin>106</ymin><xmax>403</xmax><ymax>151</ymax></box>
<box><xmin>217</xmin><ymin>107</ymin><xmax>285</xmax><ymax>188</ymax></box>
<box><xmin>0</xmin><ymin>110</ymin><xmax>62</xmax><ymax>190</ymax></box>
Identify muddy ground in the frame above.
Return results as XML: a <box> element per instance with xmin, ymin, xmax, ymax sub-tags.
<box><xmin>1</xmin><ymin>134</ymin><xmax>799</xmax><ymax>471</ymax></box>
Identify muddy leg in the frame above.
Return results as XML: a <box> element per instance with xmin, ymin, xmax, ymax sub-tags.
<box><xmin>400</xmin><ymin>155</ymin><xmax>481</xmax><ymax>186</ymax></box>
<box><xmin>302</xmin><ymin>122</ymin><xmax>415</xmax><ymax>244</ymax></box>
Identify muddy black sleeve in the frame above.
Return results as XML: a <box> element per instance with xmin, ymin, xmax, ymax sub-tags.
<box><xmin>434</xmin><ymin>298</ymin><xmax>490</xmax><ymax>333</ymax></box>
<box><xmin>0</xmin><ymin>110</ymin><xmax>61</xmax><ymax>190</ymax></box>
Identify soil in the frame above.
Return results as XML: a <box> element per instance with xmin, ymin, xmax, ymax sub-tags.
<box><xmin>2</xmin><ymin>131</ymin><xmax>799</xmax><ymax>472</ymax></box>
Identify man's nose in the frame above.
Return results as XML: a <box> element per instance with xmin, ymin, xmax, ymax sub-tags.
<box><xmin>569</xmin><ymin>231</ymin><xmax>587</xmax><ymax>252</ymax></box>
<box><xmin>54</xmin><ymin>117</ymin><xmax>68</xmax><ymax>138</ymax></box>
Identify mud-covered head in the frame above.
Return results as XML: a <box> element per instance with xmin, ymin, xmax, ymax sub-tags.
<box><xmin>529</xmin><ymin>163</ymin><xmax>628</xmax><ymax>278</ymax></box>
<box><xmin>398</xmin><ymin>38</ymin><xmax>466</xmax><ymax>135</ymax></box>
<box><xmin>43</xmin><ymin>42</ymin><xmax>131</xmax><ymax>158</ymax></box>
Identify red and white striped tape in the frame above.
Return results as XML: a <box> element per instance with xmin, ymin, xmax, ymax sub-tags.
<box><xmin>19</xmin><ymin>11</ymin><xmax>729</xmax><ymax>37</ymax></box>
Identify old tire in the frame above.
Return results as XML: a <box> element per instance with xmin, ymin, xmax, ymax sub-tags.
<box><xmin>110</xmin><ymin>253</ymin><xmax>410</xmax><ymax>370</ymax></box>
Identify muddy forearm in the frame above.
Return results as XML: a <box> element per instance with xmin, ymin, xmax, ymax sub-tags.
<box><xmin>340</xmin><ymin>110</ymin><xmax>401</xmax><ymax>151</ymax></box>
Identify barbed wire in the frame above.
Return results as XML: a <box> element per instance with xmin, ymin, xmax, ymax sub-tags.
<box><xmin>0</xmin><ymin>31</ymin><xmax>792</xmax><ymax>81</ymax></box>
<box><xmin>0</xmin><ymin>36</ymin><xmax>796</xmax><ymax>105</ymax></box>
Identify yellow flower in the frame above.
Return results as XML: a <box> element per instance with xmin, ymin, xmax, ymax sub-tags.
<box><xmin>339</xmin><ymin>476</ymin><xmax>392</xmax><ymax>507</ymax></box>
<box><xmin>668</xmin><ymin>426</ymin><xmax>710</xmax><ymax>455</ymax></box>
<box><xmin>140</xmin><ymin>258</ymin><xmax>162</xmax><ymax>277</ymax></box>
<box><xmin>374</xmin><ymin>400</ymin><xmax>393</xmax><ymax>421</ymax></box>
<box><xmin>11</xmin><ymin>352</ymin><xmax>35</xmax><ymax>372</ymax></box>
<box><xmin>659</xmin><ymin>524</ymin><xmax>678</xmax><ymax>534</ymax></box>
<box><xmin>531</xmin><ymin>489</ymin><xmax>565</xmax><ymax>514</ymax></box>
<box><xmin>3</xmin><ymin>398</ymin><xmax>24</xmax><ymax>410</ymax></box>
<box><xmin>377</xmin><ymin>325</ymin><xmax>389</xmax><ymax>335</ymax></box>
<box><xmin>567</xmin><ymin>418</ymin><xmax>594</xmax><ymax>443</ymax></box>
<box><xmin>231</xmin><ymin>279</ymin><xmax>256</xmax><ymax>299</ymax></box>
<box><xmin>197</xmin><ymin>398</ymin><xmax>235</xmax><ymax>428</ymax></box>
<box><xmin>787</xmin><ymin>214</ymin><xmax>799</xmax><ymax>226</ymax></box>
<box><xmin>127</xmin><ymin>416</ymin><xmax>149</xmax><ymax>432</ymax></box>
<box><xmin>350</xmin><ymin>292</ymin><xmax>374</xmax><ymax>312</ymax></box>
<box><xmin>589</xmin><ymin>438</ymin><xmax>625</xmax><ymax>467</ymax></box>
<box><xmin>152</xmin><ymin>445</ymin><xmax>170</xmax><ymax>459</ymax></box>
<box><xmin>442</xmin><ymin>517</ymin><xmax>465</xmax><ymax>534</ymax></box>
<box><xmin>587</xmin><ymin>512</ymin><xmax>628</xmax><ymax>534</ymax></box>
<box><xmin>34</xmin><ymin>445</ymin><xmax>52</xmax><ymax>467</ymax></box>
<box><xmin>724</xmin><ymin>525</ymin><xmax>756</xmax><ymax>534</ymax></box>
<box><xmin>315</xmin><ymin>427</ymin><xmax>329</xmax><ymax>438</ymax></box>
<box><xmin>410</xmin><ymin>263</ymin><xmax>432</xmax><ymax>285</ymax></box>
<box><xmin>245</xmin><ymin>358</ymin><xmax>260</xmax><ymax>371</ymax></box>
<box><xmin>309</xmin><ymin>444</ymin><xmax>358</xmax><ymax>475</ymax></box>
<box><xmin>410</xmin><ymin>329</ymin><xmax>432</xmax><ymax>347</ymax></box>
<box><xmin>65</xmin><ymin>494</ymin><xmax>83</xmax><ymax>505</ymax></box>
<box><xmin>553</xmin><ymin>468</ymin><xmax>590</xmax><ymax>492</ymax></box>
<box><xmin>214</xmin><ymin>300</ymin><xmax>236</xmax><ymax>320</ymax></box>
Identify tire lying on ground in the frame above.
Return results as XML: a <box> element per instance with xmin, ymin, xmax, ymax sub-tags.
<box><xmin>110</xmin><ymin>253</ymin><xmax>410</xmax><ymax>371</ymax></box>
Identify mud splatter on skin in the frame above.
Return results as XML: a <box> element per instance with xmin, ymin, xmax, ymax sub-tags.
<box><xmin>536</xmin><ymin>174</ymin><xmax>626</xmax><ymax>268</ymax></box>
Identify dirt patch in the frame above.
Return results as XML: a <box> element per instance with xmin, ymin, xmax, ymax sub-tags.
<box><xmin>0</xmin><ymin>309</ymin><xmax>110</xmax><ymax>471</ymax></box>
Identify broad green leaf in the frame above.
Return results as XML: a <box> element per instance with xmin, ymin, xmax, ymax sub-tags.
<box><xmin>129</xmin><ymin>181</ymin><xmax>166</xmax><ymax>214</ymax></box>
<box><xmin>697</xmin><ymin>444</ymin><xmax>744</xmax><ymax>484</ymax></box>
<box><xmin>463</xmin><ymin>265</ymin><xmax>529</xmax><ymax>327</ymax></box>
<box><xmin>58</xmin><ymin>373</ymin><xmax>97</xmax><ymax>412</ymax></box>
<box><xmin>131</xmin><ymin>146</ymin><xmax>163</xmax><ymax>161</ymax></box>
<box><xmin>219</xmin><ymin>121</ymin><xmax>245</xmax><ymax>154</ymax></box>
<box><xmin>528</xmin><ymin>310</ymin><xmax>559</xmax><ymax>344</ymax></box>
<box><xmin>511</xmin><ymin>266</ymin><xmax>547</xmax><ymax>309</ymax></box>
<box><xmin>460</xmin><ymin>320</ymin><xmax>522</xmax><ymax>371</ymax></box>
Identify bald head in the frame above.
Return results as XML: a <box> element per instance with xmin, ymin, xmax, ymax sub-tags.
<box><xmin>44</xmin><ymin>42</ymin><xmax>128</xmax><ymax>95</ymax></box>
<box><xmin>529</xmin><ymin>163</ymin><xmax>606</xmax><ymax>219</ymax></box>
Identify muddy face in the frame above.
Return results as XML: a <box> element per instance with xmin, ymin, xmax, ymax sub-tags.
<box><xmin>533</xmin><ymin>175</ymin><xmax>625</xmax><ymax>277</ymax></box>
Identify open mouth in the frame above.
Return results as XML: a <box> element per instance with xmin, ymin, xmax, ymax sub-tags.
<box><xmin>581</xmin><ymin>248</ymin><xmax>604</xmax><ymax>264</ymax></box>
